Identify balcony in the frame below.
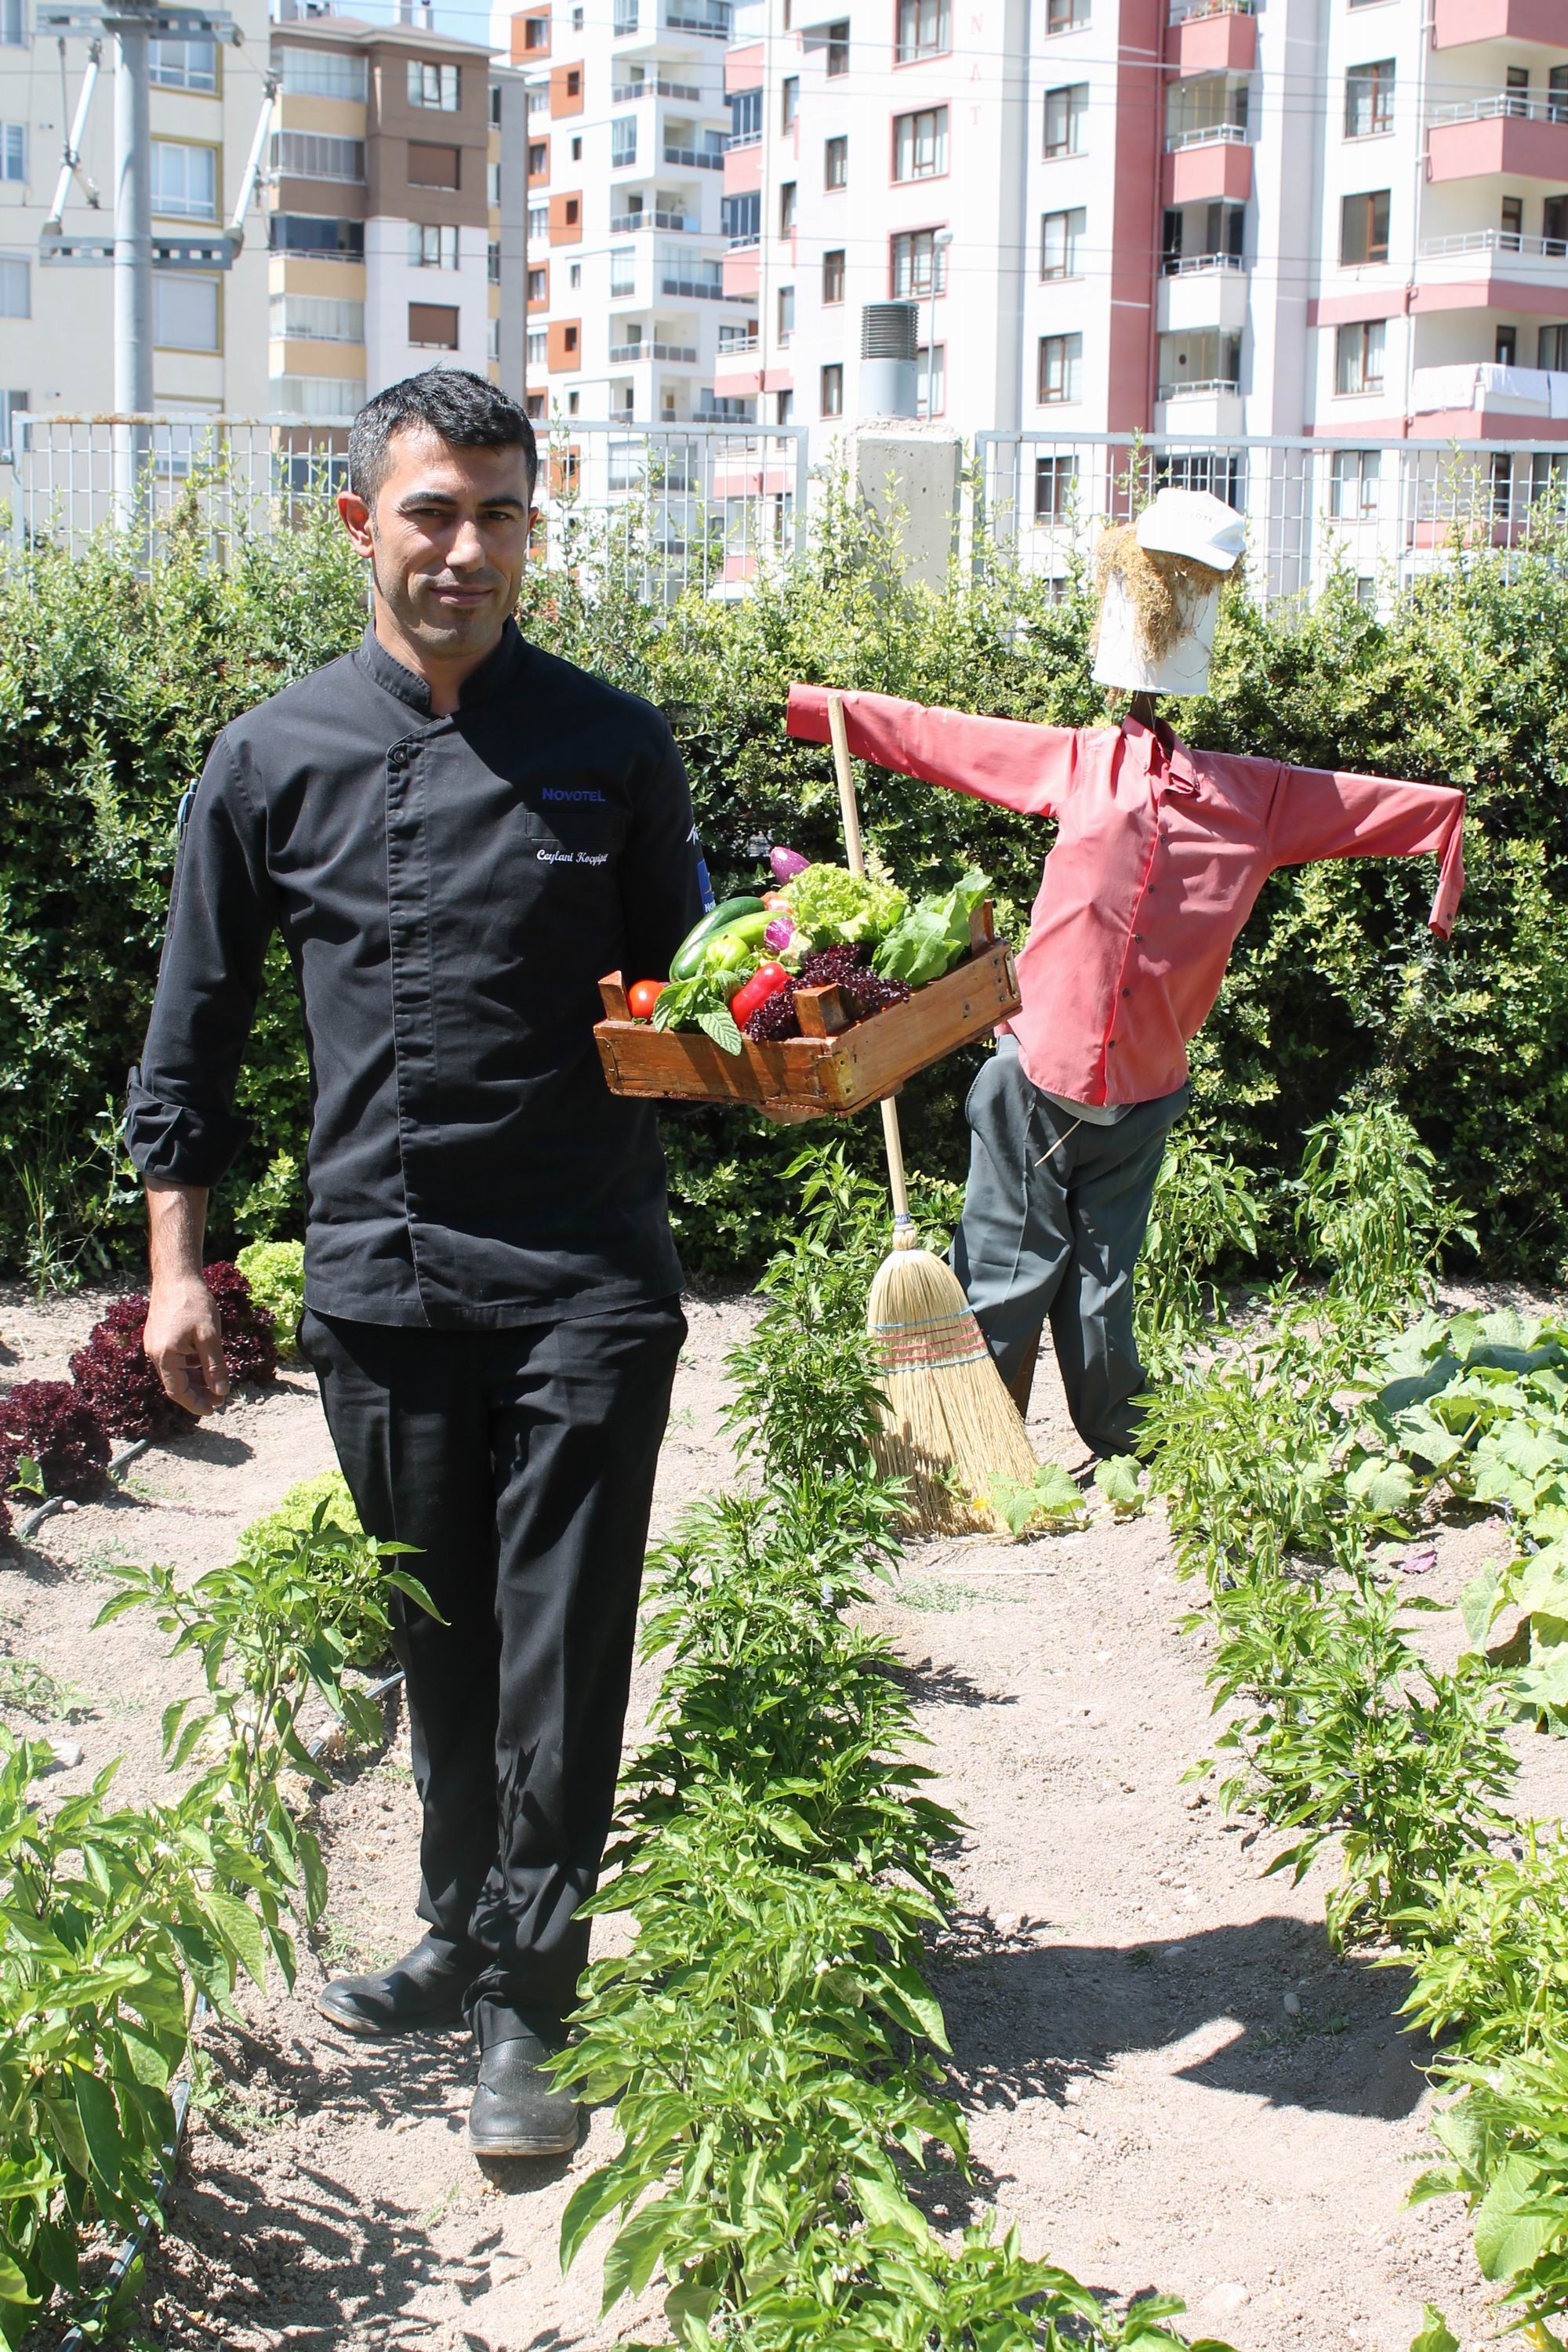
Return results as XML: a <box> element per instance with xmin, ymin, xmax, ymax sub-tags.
<box><xmin>724</xmin><ymin>128</ymin><xmax>762</xmax><ymax>149</ymax></box>
<box><xmin>1163</xmin><ymin>129</ymin><xmax>1252</xmax><ymax>205</ymax></box>
<box><xmin>611</xmin><ymin>208</ymin><xmax>699</xmax><ymax>230</ymax></box>
<box><xmin>1167</xmin><ymin>2</ymin><xmax>1255</xmax><ymax>79</ymax></box>
<box><xmin>664</xmin><ymin>144</ymin><xmax>725</xmax><ymax>168</ymax></box>
<box><xmin>611</xmin><ymin>75</ymin><xmax>703</xmax><ymax>100</ymax></box>
<box><xmin>1160</xmin><ymin>248</ymin><xmax>1246</xmax><ymax>275</ymax></box>
<box><xmin>1428</xmin><ymin>96</ymin><xmax>1568</xmax><ymax>185</ymax></box>
<box><xmin>1433</xmin><ymin>0</ymin><xmax>1563</xmax><ymax>45</ymax></box>
<box><xmin>609</xmin><ymin>339</ymin><xmax>700</xmax><ymax>361</ymax></box>
<box><xmin>1409</xmin><ymin>361</ymin><xmax>1568</xmax><ymax>437</ymax></box>
<box><xmin>1159</xmin><ymin>260</ymin><xmax>1249</xmax><ymax>332</ymax></box>
<box><xmin>1412</xmin><ymin>227</ymin><xmax>1568</xmax><ymax>311</ymax></box>
<box><xmin>726</xmin><ymin>230</ymin><xmax>760</xmax><ymax>250</ymax></box>
<box><xmin>717</xmin><ymin>331</ymin><xmax>757</xmax><ymax>352</ymax></box>
<box><xmin>1158</xmin><ymin>375</ymin><xmax>1239</xmax><ymax>400</ymax></box>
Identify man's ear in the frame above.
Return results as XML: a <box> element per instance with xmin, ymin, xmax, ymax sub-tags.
<box><xmin>338</xmin><ymin>488</ymin><xmax>375</xmax><ymax>558</ymax></box>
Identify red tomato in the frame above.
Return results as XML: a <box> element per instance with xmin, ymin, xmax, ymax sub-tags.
<box><xmin>627</xmin><ymin>979</ymin><xmax>666</xmax><ymax>1021</ymax></box>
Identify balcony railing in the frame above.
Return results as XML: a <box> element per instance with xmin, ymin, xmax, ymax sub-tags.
<box><xmin>1158</xmin><ymin>376</ymin><xmax>1242</xmax><ymax>398</ymax></box>
<box><xmin>1420</xmin><ymin>228</ymin><xmax>1568</xmax><ymax>260</ymax></box>
<box><xmin>611</xmin><ymin>75</ymin><xmax>702</xmax><ymax>99</ymax></box>
<box><xmin>1169</xmin><ymin>0</ymin><xmax>1253</xmax><ymax>19</ymax></box>
<box><xmin>1165</xmin><ymin>119</ymin><xmax>1248</xmax><ymax>151</ymax></box>
<box><xmin>609</xmin><ymin>340</ymin><xmax>699</xmax><ymax>361</ymax></box>
<box><xmin>660</xmin><ymin>272</ymin><xmax>728</xmax><ymax>297</ymax></box>
<box><xmin>664</xmin><ymin>144</ymin><xmax>724</xmax><ymax>167</ymax></box>
<box><xmin>724</xmin><ymin>129</ymin><xmax>762</xmax><ymax>149</ymax></box>
<box><xmin>1161</xmin><ymin>249</ymin><xmax>1247</xmax><ymax>274</ymax></box>
<box><xmin>717</xmin><ymin>332</ymin><xmax>758</xmax><ymax>353</ymax></box>
<box><xmin>726</xmin><ymin>230</ymin><xmax>760</xmax><ymax>250</ymax></box>
<box><xmin>611</xmin><ymin>209</ymin><xmax>699</xmax><ymax>230</ymax></box>
<box><xmin>664</xmin><ymin>2</ymin><xmax>732</xmax><ymax>33</ymax></box>
<box><xmin>1430</xmin><ymin>93</ymin><xmax>1568</xmax><ymax>129</ymax></box>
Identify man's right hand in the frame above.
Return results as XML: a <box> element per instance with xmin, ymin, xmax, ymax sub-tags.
<box><xmin>144</xmin><ymin>1276</ymin><xmax>230</xmax><ymax>1417</ymax></box>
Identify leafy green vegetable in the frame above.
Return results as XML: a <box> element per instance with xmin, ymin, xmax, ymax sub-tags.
<box><xmin>873</xmin><ymin>868</ymin><xmax>991</xmax><ymax>988</ymax></box>
<box><xmin>786</xmin><ymin>863</ymin><xmax>907</xmax><ymax>957</ymax></box>
<box><xmin>652</xmin><ymin>969</ymin><xmax>743</xmax><ymax>1054</ymax></box>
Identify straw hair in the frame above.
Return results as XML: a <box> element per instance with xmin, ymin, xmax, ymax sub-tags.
<box><xmin>1091</xmin><ymin>525</ymin><xmax>1229</xmax><ymax>667</ymax></box>
<box><xmin>867</xmin><ymin>1246</ymin><xmax>1040</xmax><ymax>1534</ymax></box>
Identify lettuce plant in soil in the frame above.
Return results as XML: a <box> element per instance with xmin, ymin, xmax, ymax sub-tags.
<box><xmin>0</xmin><ymin>1382</ymin><xmax>110</xmax><ymax>1501</ymax></box>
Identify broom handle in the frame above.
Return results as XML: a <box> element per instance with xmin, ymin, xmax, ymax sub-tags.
<box><xmin>826</xmin><ymin>691</ymin><xmax>916</xmax><ymax>1245</ymax></box>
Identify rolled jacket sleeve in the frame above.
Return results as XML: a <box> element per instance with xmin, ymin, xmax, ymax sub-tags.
<box><xmin>1266</xmin><ymin>760</ymin><xmax>1467</xmax><ymax>939</ymax></box>
<box><xmin>125</xmin><ymin>731</ymin><xmax>279</xmax><ymax>1187</ymax></box>
<box><xmin>786</xmin><ymin>683</ymin><xmax>1076</xmax><ymax>818</ymax></box>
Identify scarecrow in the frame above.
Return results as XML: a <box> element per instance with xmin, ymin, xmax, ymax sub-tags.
<box><xmin>787</xmin><ymin>488</ymin><xmax>1466</xmax><ymax>1457</ymax></box>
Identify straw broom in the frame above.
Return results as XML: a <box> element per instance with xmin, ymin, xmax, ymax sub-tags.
<box><xmin>825</xmin><ymin>691</ymin><xmax>1040</xmax><ymax>1535</ymax></box>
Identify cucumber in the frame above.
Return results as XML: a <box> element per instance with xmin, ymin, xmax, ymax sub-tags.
<box><xmin>670</xmin><ymin>896</ymin><xmax>767</xmax><ymax>982</ymax></box>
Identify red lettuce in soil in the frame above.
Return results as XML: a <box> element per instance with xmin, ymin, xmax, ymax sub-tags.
<box><xmin>70</xmin><ymin>1293</ymin><xmax>187</xmax><ymax>1442</ymax></box>
<box><xmin>0</xmin><ymin>1381</ymin><xmax>111</xmax><ymax>1501</ymax></box>
<box><xmin>201</xmin><ymin>1261</ymin><xmax>278</xmax><ymax>1386</ymax></box>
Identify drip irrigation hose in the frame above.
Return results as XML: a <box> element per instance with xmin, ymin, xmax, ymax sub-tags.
<box><xmin>52</xmin><ymin>1666</ymin><xmax>408</xmax><ymax>2347</ymax></box>
<box><xmin>15</xmin><ymin>1438</ymin><xmax>153</xmax><ymax>1542</ymax></box>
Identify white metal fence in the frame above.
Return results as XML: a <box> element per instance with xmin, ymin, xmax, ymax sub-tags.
<box><xmin>974</xmin><ymin>429</ymin><xmax>1568</xmax><ymax>612</ymax></box>
<box><xmin>6</xmin><ymin>412</ymin><xmax>1568</xmax><ymax>615</ymax></box>
<box><xmin>1</xmin><ymin>413</ymin><xmax>812</xmax><ymax>602</ymax></box>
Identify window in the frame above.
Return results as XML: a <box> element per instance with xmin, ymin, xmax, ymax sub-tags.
<box><xmin>1505</xmin><ymin>64</ymin><xmax>1530</xmax><ymax>115</ymax></box>
<box><xmin>776</xmin><ymin>388</ymin><xmax>794</xmax><ymax>423</ymax></box>
<box><xmin>1552</xmin><ymin>64</ymin><xmax>1568</xmax><ymax>124</ymax></box>
<box><xmin>409</xmin><ymin>223</ymin><xmax>459</xmax><ymax>267</ymax></box>
<box><xmin>570</xmin><ymin>135</ymin><xmax>582</xmax><ymax>159</ymax></box>
<box><xmin>0</xmin><ymin>0</ymin><xmax>24</xmax><ymax>43</ymax></box>
<box><xmin>1335</xmin><ymin>317</ymin><xmax>1385</xmax><ymax>394</ymax></box>
<box><xmin>723</xmin><ymin>188</ymin><xmax>760</xmax><ymax>240</ymax></box>
<box><xmin>1040</xmin><ymin>205</ymin><xmax>1084</xmax><ymax>278</ymax></box>
<box><xmin>566</xmin><ymin>67</ymin><xmax>580</xmax><ymax>95</ymax></box>
<box><xmin>528</xmin><ymin>140</ymin><xmax>548</xmax><ymax>175</ymax></box>
<box><xmin>729</xmin><ymin>86</ymin><xmax>762</xmax><ymax>141</ymax></box>
<box><xmin>821</xmin><ymin>361</ymin><xmax>843</xmax><ymax>415</ymax></box>
<box><xmin>782</xmin><ymin>74</ymin><xmax>798</xmax><ymax>129</ymax></box>
<box><xmin>1330</xmin><ymin>448</ymin><xmax>1380</xmax><ymax>518</ymax></box>
<box><xmin>826</xmin><ymin>19</ymin><xmax>848</xmax><ymax>74</ymax></box>
<box><xmin>1036</xmin><ymin>331</ymin><xmax>1082</xmax><ymax>403</ymax></box>
<box><xmin>488</xmin><ymin>158</ymin><xmax>501</xmax><ymax>204</ymax></box>
<box><xmin>568</xmin><ymin>258</ymin><xmax>582</xmax><ymax>285</ymax></box>
<box><xmin>1541</xmin><ymin>323</ymin><xmax>1568</xmax><ymax>369</ymax></box>
<box><xmin>894</xmin><ymin>106</ymin><xmax>946</xmax><ymax>180</ymax></box>
<box><xmin>1501</xmin><ymin>194</ymin><xmax>1524</xmax><ymax>248</ymax></box>
<box><xmin>269</xmin><ymin>215</ymin><xmax>365</xmax><ymax>257</ymax></box>
<box><xmin>1045</xmin><ymin>0</ymin><xmax>1087</xmax><ymax>25</ymax></box>
<box><xmin>278</xmin><ymin>46</ymin><xmax>366</xmax><ymax>100</ymax></box>
<box><xmin>270</xmin><ymin>292</ymin><xmax>365</xmax><ymax>342</ymax></box>
<box><xmin>409</xmin><ymin>141</ymin><xmax>460</xmax><ymax>188</ymax></box>
<box><xmin>409</xmin><ymin>300</ymin><xmax>460</xmax><ymax>347</ymax></box>
<box><xmin>528</xmin><ymin>85</ymin><xmax>549</xmax><ymax>114</ymax></box>
<box><xmin>407</xmin><ymin>60</ymin><xmax>459</xmax><ymax>110</ymax></box>
<box><xmin>612</xmin><ymin>115</ymin><xmax>637</xmax><ymax>165</ymax></box>
<box><xmin>151</xmin><ymin>36</ymin><xmax>216</xmax><ymax>90</ymax></box>
<box><xmin>528</xmin><ymin>200</ymin><xmax>547</xmax><ymax>240</ymax></box>
<box><xmin>1043</xmin><ymin>83</ymin><xmax>1087</xmax><ymax>158</ymax></box>
<box><xmin>1345</xmin><ymin>59</ymin><xmax>1394</xmax><ymax>138</ymax></box>
<box><xmin>1034</xmin><ymin>452</ymin><xmax>1077</xmax><ymax>521</ymax></box>
<box><xmin>564</xmin><ymin>322</ymin><xmax>579</xmax><ymax>351</ymax></box>
<box><xmin>1544</xmin><ymin>195</ymin><xmax>1568</xmax><ymax>256</ymax></box>
<box><xmin>778</xmin><ymin>283</ymin><xmax>794</xmax><ymax>342</ymax></box>
<box><xmin>1340</xmin><ymin>190</ymin><xmax>1390</xmax><ymax>266</ymax></box>
<box><xmin>272</xmin><ymin>132</ymin><xmax>365</xmax><ymax>182</ymax></box>
<box><xmin>527</xmin><ymin>328</ymin><xmax>547</xmax><ymax>366</ymax></box>
<box><xmin>0</xmin><ymin>256</ymin><xmax>27</xmax><ymax>315</ymax></box>
<box><xmin>822</xmin><ymin>245</ymin><xmax>844</xmax><ymax>301</ymax></box>
<box><xmin>890</xmin><ymin>227</ymin><xmax>947</xmax><ymax>297</ymax></box>
<box><xmin>0</xmin><ymin>391</ymin><xmax>28</xmax><ymax>457</ymax></box>
<box><xmin>270</xmin><ymin>376</ymin><xmax>365</xmax><ymax>418</ymax></box>
<box><xmin>567</xmin><ymin>387</ymin><xmax>580</xmax><ymax>411</ymax></box>
<box><xmin>154</xmin><ymin>274</ymin><xmax>220</xmax><ymax>350</ymax></box>
<box><xmin>1158</xmin><ymin>326</ymin><xmax>1240</xmax><ymax>394</ymax></box>
<box><xmin>525</xmin><ymin>391</ymin><xmax>545</xmax><ymax>418</ymax></box>
<box><xmin>825</xmin><ymin>134</ymin><xmax>848</xmax><ymax>187</ymax></box>
<box><xmin>0</xmin><ymin>122</ymin><xmax>23</xmax><ymax>181</ymax></box>
<box><xmin>610</xmin><ymin>244</ymin><xmax>636</xmax><ymax>293</ymax></box>
<box><xmin>527</xmin><ymin>264</ymin><xmax>547</xmax><ymax>300</ymax></box>
<box><xmin>1497</xmin><ymin>324</ymin><xmax>1519</xmax><ymax>366</ymax></box>
<box><xmin>780</xmin><ymin>180</ymin><xmax>797</xmax><ymax>231</ymax></box>
<box><xmin>523</xmin><ymin>10</ymin><xmax>549</xmax><ymax>45</ymax></box>
<box><xmin>895</xmin><ymin>0</ymin><xmax>949</xmax><ymax>61</ymax></box>
<box><xmin>915</xmin><ymin>341</ymin><xmax>944</xmax><ymax>416</ymax></box>
<box><xmin>151</xmin><ymin>140</ymin><xmax>216</xmax><ymax>219</ymax></box>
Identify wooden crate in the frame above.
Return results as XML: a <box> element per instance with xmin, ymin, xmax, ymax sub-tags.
<box><xmin>593</xmin><ymin>905</ymin><xmax>1021</xmax><ymax>1123</ymax></box>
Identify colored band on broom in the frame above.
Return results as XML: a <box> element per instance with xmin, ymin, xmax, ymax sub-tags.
<box><xmin>824</xmin><ymin>688</ymin><xmax>1040</xmax><ymax>1536</ymax></box>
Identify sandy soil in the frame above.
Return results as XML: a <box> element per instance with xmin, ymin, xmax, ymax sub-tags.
<box><xmin>3</xmin><ymin>1276</ymin><xmax>1563</xmax><ymax>2352</ymax></box>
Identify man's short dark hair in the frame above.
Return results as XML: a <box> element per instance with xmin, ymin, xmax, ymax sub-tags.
<box><xmin>348</xmin><ymin>369</ymin><xmax>538</xmax><ymax>510</ymax></box>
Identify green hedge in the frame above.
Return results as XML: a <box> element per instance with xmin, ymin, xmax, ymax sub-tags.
<box><xmin>2</xmin><ymin>486</ymin><xmax>1567</xmax><ymax>1282</ymax></box>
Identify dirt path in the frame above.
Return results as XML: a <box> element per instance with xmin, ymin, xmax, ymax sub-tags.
<box><xmin>4</xmin><ymin>1279</ymin><xmax>1559</xmax><ymax>2352</ymax></box>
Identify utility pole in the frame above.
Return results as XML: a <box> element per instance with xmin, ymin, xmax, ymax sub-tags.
<box><xmin>113</xmin><ymin>12</ymin><xmax>153</xmax><ymax>520</ymax></box>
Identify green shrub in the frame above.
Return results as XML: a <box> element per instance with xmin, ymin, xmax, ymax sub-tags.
<box><xmin>5</xmin><ymin>486</ymin><xmax>1568</xmax><ymax>1276</ymax></box>
<box><xmin>235</xmin><ymin>1240</ymin><xmax>306</xmax><ymax>1363</ymax></box>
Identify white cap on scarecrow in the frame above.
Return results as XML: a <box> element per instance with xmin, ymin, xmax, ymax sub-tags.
<box><xmin>1091</xmin><ymin>488</ymin><xmax>1246</xmax><ymax>699</ymax></box>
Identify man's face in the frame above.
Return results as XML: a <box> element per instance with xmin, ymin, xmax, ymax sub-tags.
<box><xmin>339</xmin><ymin>425</ymin><xmax>536</xmax><ymax>662</ymax></box>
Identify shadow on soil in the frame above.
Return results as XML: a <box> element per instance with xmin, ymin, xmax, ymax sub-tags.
<box><xmin>931</xmin><ymin>1908</ymin><xmax>1427</xmax><ymax>2125</ymax></box>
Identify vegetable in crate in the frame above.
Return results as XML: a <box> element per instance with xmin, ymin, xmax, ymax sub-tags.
<box><xmin>874</xmin><ymin>868</ymin><xmax>993</xmax><ymax>988</ymax></box>
<box><xmin>652</xmin><ymin>967</ymin><xmax>744</xmax><ymax>1054</ymax></box>
<box><xmin>786</xmin><ymin>863</ymin><xmax>906</xmax><ymax>957</ymax></box>
<box><xmin>728</xmin><ymin>962</ymin><xmax>790</xmax><ymax>1029</ymax></box>
<box><xmin>669</xmin><ymin>897</ymin><xmax>767</xmax><ymax>982</ymax></box>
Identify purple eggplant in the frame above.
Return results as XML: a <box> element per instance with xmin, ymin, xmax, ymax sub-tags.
<box><xmin>769</xmin><ymin>845</ymin><xmax>809</xmax><ymax>883</ymax></box>
<box><xmin>764</xmin><ymin>912</ymin><xmax>796</xmax><ymax>953</ymax></box>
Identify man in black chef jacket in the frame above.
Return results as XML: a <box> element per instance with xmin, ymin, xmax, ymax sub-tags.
<box><xmin>129</xmin><ymin>370</ymin><xmax>705</xmax><ymax>2159</ymax></box>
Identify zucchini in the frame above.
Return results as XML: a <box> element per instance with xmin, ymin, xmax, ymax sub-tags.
<box><xmin>670</xmin><ymin>895</ymin><xmax>767</xmax><ymax>982</ymax></box>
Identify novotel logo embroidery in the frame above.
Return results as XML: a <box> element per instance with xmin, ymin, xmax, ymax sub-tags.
<box><xmin>541</xmin><ymin>787</ymin><xmax>607</xmax><ymax>804</ymax></box>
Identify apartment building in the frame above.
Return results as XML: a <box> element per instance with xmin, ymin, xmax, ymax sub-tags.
<box><xmin>0</xmin><ymin>0</ymin><xmax>274</xmax><ymax>449</ymax></box>
<box><xmin>708</xmin><ymin>0</ymin><xmax>1568</xmax><ymax>477</ymax></box>
<box><xmin>266</xmin><ymin>12</ymin><xmax>499</xmax><ymax>424</ymax></box>
<box><xmin>495</xmin><ymin>0</ymin><xmax>748</xmax><ymax>426</ymax></box>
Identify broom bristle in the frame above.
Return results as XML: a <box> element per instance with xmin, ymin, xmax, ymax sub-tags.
<box><xmin>866</xmin><ymin>1246</ymin><xmax>1040</xmax><ymax>1536</ymax></box>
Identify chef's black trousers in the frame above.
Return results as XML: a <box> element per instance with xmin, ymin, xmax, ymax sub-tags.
<box><xmin>298</xmin><ymin>1298</ymin><xmax>685</xmax><ymax>2047</ymax></box>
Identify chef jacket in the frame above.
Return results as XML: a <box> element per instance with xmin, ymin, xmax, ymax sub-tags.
<box><xmin>127</xmin><ymin>621</ymin><xmax>706</xmax><ymax>1327</ymax></box>
<box><xmin>786</xmin><ymin>687</ymin><xmax>1466</xmax><ymax>1112</ymax></box>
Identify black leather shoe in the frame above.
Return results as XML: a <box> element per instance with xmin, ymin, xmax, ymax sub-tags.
<box><xmin>467</xmin><ymin>2025</ymin><xmax>580</xmax><ymax>2158</ymax></box>
<box><xmin>316</xmin><ymin>1933</ymin><xmax>474</xmax><ymax>2037</ymax></box>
